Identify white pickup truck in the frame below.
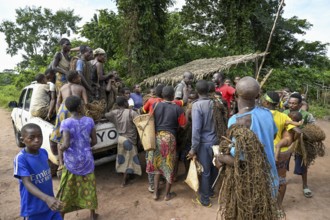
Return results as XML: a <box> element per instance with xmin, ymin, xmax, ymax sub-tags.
<box><xmin>10</xmin><ymin>83</ymin><xmax>118</xmax><ymax>174</ymax></box>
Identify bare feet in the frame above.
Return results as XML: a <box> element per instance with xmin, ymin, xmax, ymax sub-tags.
<box><xmin>153</xmin><ymin>190</ymin><xmax>159</xmax><ymax>200</ymax></box>
<box><xmin>164</xmin><ymin>192</ymin><xmax>177</xmax><ymax>201</ymax></box>
<box><xmin>90</xmin><ymin>210</ymin><xmax>98</xmax><ymax>220</ymax></box>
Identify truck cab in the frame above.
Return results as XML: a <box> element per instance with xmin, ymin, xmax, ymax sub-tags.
<box><xmin>11</xmin><ymin>83</ymin><xmax>118</xmax><ymax>172</ymax></box>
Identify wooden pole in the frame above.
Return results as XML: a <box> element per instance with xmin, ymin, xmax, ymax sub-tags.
<box><xmin>260</xmin><ymin>69</ymin><xmax>273</xmax><ymax>89</ymax></box>
<box><xmin>256</xmin><ymin>0</ymin><xmax>285</xmax><ymax>81</ymax></box>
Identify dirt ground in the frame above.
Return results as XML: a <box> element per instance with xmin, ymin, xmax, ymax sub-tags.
<box><xmin>0</xmin><ymin>107</ymin><xmax>329</xmax><ymax>220</ymax></box>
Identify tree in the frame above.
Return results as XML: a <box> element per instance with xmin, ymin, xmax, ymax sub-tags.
<box><xmin>80</xmin><ymin>9</ymin><xmax>121</xmax><ymax>60</ymax></box>
<box><xmin>181</xmin><ymin>0</ymin><xmax>279</xmax><ymax>54</ymax></box>
<box><xmin>0</xmin><ymin>6</ymin><xmax>81</xmax><ymax>69</ymax></box>
<box><xmin>116</xmin><ymin>0</ymin><xmax>173</xmax><ymax>79</ymax></box>
<box><xmin>181</xmin><ymin>1</ymin><xmax>329</xmax><ymax>70</ymax></box>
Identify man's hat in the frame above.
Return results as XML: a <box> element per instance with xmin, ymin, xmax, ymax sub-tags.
<box><xmin>93</xmin><ymin>48</ymin><xmax>106</xmax><ymax>55</ymax></box>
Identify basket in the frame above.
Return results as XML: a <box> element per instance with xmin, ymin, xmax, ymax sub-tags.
<box><xmin>133</xmin><ymin>114</ymin><xmax>156</xmax><ymax>151</ymax></box>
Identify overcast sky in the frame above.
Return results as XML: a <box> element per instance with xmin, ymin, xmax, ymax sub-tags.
<box><xmin>0</xmin><ymin>0</ymin><xmax>328</xmax><ymax>71</ymax></box>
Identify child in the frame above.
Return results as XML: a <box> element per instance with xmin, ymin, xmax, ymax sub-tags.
<box><xmin>286</xmin><ymin>111</ymin><xmax>303</xmax><ymax>126</ymax></box>
<box><xmin>14</xmin><ymin>123</ymin><xmax>62</xmax><ymax>219</ymax></box>
<box><xmin>105</xmin><ymin>96</ymin><xmax>142</xmax><ymax>187</ymax></box>
<box><xmin>56</xmin><ymin>95</ymin><xmax>98</xmax><ymax>220</ymax></box>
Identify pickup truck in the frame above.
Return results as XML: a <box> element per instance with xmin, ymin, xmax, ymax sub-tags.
<box><xmin>10</xmin><ymin>82</ymin><xmax>118</xmax><ymax>174</ymax></box>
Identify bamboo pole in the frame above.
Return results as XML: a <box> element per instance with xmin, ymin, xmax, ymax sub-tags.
<box><xmin>260</xmin><ymin>69</ymin><xmax>273</xmax><ymax>89</ymax></box>
<box><xmin>256</xmin><ymin>0</ymin><xmax>285</xmax><ymax>81</ymax></box>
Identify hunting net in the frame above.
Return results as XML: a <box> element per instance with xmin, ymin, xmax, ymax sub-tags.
<box><xmin>83</xmin><ymin>99</ymin><xmax>106</xmax><ymax>121</ymax></box>
<box><xmin>295</xmin><ymin>124</ymin><xmax>326</xmax><ymax>167</ymax></box>
<box><xmin>217</xmin><ymin>124</ymin><xmax>277</xmax><ymax>220</ymax></box>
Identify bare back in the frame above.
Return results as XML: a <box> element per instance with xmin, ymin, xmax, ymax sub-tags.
<box><xmin>58</xmin><ymin>83</ymin><xmax>88</xmax><ymax>105</ymax></box>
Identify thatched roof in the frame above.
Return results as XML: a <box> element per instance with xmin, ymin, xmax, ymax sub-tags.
<box><xmin>141</xmin><ymin>52</ymin><xmax>267</xmax><ymax>86</ymax></box>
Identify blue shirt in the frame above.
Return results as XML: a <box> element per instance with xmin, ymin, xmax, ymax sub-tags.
<box><xmin>14</xmin><ymin>149</ymin><xmax>55</xmax><ymax>217</ymax></box>
<box><xmin>76</xmin><ymin>59</ymin><xmax>84</xmax><ymax>73</ymax></box>
<box><xmin>228</xmin><ymin>107</ymin><xmax>279</xmax><ymax>194</ymax></box>
<box><xmin>130</xmin><ymin>93</ymin><xmax>143</xmax><ymax>109</ymax></box>
<box><xmin>191</xmin><ymin>98</ymin><xmax>218</xmax><ymax>152</ymax></box>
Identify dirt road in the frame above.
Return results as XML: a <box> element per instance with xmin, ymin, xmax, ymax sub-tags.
<box><xmin>0</xmin><ymin>107</ymin><xmax>329</xmax><ymax>220</ymax></box>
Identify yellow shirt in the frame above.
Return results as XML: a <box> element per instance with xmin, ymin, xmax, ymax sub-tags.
<box><xmin>271</xmin><ymin>110</ymin><xmax>295</xmax><ymax>152</ymax></box>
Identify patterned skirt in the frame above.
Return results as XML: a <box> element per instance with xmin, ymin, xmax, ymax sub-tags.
<box><xmin>55</xmin><ymin>72</ymin><xmax>67</xmax><ymax>94</ymax></box>
<box><xmin>56</xmin><ymin>166</ymin><xmax>98</xmax><ymax>213</ymax></box>
<box><xmin>49</xmin><ymin>102</ymin><xmax>70</xmax><ymax>143</ymax></box>
<box><xmin>146</xmin><ymin>131</ymin><xmax>176</xmax><ymax>184</ymax></box>
<box><xmin>116</xmin><ymin>136</ymin><xmax>142</xmax><ymax>175</ymax></box>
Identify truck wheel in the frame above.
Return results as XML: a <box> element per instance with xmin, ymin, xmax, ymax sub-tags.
<box><xmin>48</xmin><ymin>160</ymin><xmax>58</xmax><ymax>177</ymax></box>
<box><xmin>13</xmin><ymin>126</ymin><xmax>24</xmax><ymax>148</ymax></box>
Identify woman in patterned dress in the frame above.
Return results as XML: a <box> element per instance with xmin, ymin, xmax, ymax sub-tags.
<box><xmin>146</xmin><ymin>86</ymin><xmax>186</xmax><ymax>201</ymax></box>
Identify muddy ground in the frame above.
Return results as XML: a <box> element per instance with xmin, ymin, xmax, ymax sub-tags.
<box><xmin>0</xmin><ymin>108</ymin><xmax>329</xmax><ymax>220</ymax></box>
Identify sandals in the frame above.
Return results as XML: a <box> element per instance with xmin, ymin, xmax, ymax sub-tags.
<box><xmin>192</xmin><ymin>197</ymin><xmax>212</xmax><ymax>207</ymax></box>
<box><xmin>303</xmin><ymin>188</ymin><xmax>313</xmax><ymax>198</ymax></box>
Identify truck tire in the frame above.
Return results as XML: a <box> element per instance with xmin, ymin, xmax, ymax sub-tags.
<box><xmin>13</xmin><ymin>125</ymin><xmax>24</xmax><ymax>148</ymax></box>
<box><xmin>48</xmin><ymin>160</ymin><xmax>58</xmax><ymax>177</ymax></box>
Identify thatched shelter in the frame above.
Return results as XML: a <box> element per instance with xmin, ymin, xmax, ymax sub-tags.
<box><xmin>141</xmin><ymin>52</ymin><xmax>267</xmax><ymax>86</ymax></box>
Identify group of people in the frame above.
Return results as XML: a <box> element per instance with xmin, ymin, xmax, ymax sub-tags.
<box><xmin>14</xmin><ymin>38</ymin><xmax>317</xmax><ymax>219</ymax></box>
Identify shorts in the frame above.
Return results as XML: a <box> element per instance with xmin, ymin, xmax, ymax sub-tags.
<box><xmin>276</xmin><ymin>151</ymin><xmax>291</xmax><ymax>185</ymax></box>
<box><xmin>294</xmin><ymin>154</ymin><xmax>307</xmax><ymax>175</ymax></box>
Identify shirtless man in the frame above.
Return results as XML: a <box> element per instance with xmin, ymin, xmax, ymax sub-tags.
<box><xmin>49</xmin><ymin>71</ymin><xmax>87</xmax><ymax>175</ymax></box>
<box><xmin>90</xmin><ymin>48</ymin><xmax>112</xmax><ymax>101</ymax></box>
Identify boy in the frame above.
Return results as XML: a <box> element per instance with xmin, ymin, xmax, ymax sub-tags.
<box><xmin>14</xmin><ymin>123</ymin><xmax>62</xmax><ymax>219</ymax></box>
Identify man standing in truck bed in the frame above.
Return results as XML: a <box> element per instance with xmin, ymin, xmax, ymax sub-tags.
<box><xmin>49</xmin><ymin>71</ymin><xmax>88</xmax><ymax>175</ymax></box>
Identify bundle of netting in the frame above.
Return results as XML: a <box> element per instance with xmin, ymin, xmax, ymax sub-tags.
<box><xmin>212</xmin><ymin>98</ymin><xmax>228</xmax><ymax>140</ymax></box>
<box><xmin>296</xmin><ymin>124</ymin><xmax>326</xmax><ymax>167</ymax></box>
<box><xmin>217</xmin><ymin>124</ymin><xmax>277</xmax><ymax>220</ymax></box>
<box><xmin>84</xmin><ymin>99</ymin><xmax>106</xmax><ymax>121</ymax></box>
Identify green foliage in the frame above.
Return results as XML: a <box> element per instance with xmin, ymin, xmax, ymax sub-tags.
<box><xmin>81</xmin><ymin>9</ymin><xmax>121</xmax><ymax>60</ymax></box>
<box><xmin>0</xmin><ymin>85</ymin><xmax>21</xmax><ymax>108</ymax></box>
<box><xmin>309</xmin><ymin>103</ymin><xmax>330</xmax><ymax>119</ymax></box>
<box><xmin>13</xmin><ymin>70</ymin><xmax>39</xmax><ymax>89</ymax></box>
<box><xmin>0</xmin><ymin>6</ymin><xmax>81</xmax><ymax>69</ymax></box>
<box><xmin>0</xmin><ymin>73</ymin><xmax>16</xmax><ymax>86</ymax></box>
<box><xmin>117</xmin><ymin>0</ymin><xmax>173</xmax><ymax>79</ymax></box>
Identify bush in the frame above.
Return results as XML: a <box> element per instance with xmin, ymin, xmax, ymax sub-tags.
<box><xmin>309</xmin><ymin>103</ymin><xmax>330</xmax><ymax>119</ymax></box>
<box><xmin>0</xmin><ymin>85</ymin><xmax>21</xmax><ymax>108</ymax></box>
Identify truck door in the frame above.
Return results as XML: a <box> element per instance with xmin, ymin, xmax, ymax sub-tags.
<box><xmin>14</xmin><ymin>89</ymin><xmax>27</xmax><ymax>131</ymax></box>
<box><xmin>21</xmin><ymin>88</ymin><xmax>33</xmax><ymax>127</ymax></box>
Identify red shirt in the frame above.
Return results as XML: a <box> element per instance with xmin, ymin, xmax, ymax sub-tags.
<box><xmin>215</xmin><ymin>84</ymin><xmax>235</xmax><ymax>109</ymax></box>
<box><xmin>142</xmin><ymin>98</ymin><xmax>183</xmax><ymax>114</ymax></box>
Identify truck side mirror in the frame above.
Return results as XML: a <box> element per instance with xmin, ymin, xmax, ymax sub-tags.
<box><xmin>8</xmin><ymin>101</ymin><xmax>18</xmax><ymax>108</ymax></box>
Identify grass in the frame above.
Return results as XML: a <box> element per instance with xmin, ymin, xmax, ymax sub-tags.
<box><xmin>0</xmin><ymin>85</ymin><xmax>21</xmax><ymax>109</ymax></box>
<box><xmin>308</xmin><ymin>103</ymin><xmax>330</xmax><ymax>119</ymax></box>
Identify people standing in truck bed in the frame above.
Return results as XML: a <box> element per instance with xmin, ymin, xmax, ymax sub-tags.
<box><xmin>52</xmin><ymin>38</ymin><xmax>71</xmax><ymax>94</ymax></box>
<box><xmin>49</xmin><ymin>71</ymin><xmax>88</xmax><ymax>176</ymax></box>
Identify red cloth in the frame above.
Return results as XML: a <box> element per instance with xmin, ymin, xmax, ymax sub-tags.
<box><xmin>215</xmin><ymin>84</ymin><xmax>235</xmax><ymax>109</ymax></box>
<box><xmin>142</xmin><ymin>98</ymin><xmax>183</xmax><ymax>114</ymax></box>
